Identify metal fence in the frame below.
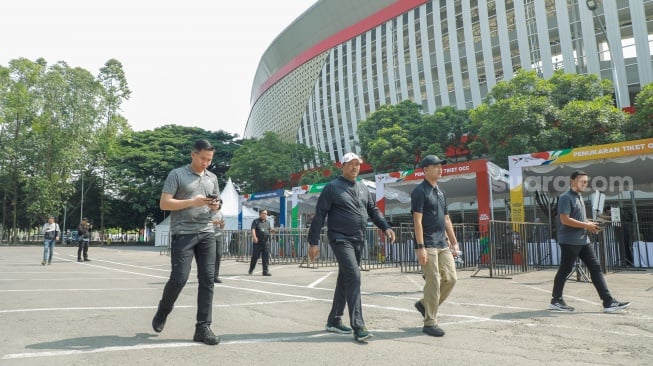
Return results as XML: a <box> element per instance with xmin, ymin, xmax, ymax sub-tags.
<box><xmin>209</xmin><ymin>224</ymin><xmax>480</xmax><ymax>273</ymax></box>
<box><xmin>159</xmin><ymin>220</ymin><xmax>652</xmax><ymax>276</ymax></box>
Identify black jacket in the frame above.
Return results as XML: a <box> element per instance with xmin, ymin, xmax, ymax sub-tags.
<box><xmin>308</xmin><ymin>175</ymin><xmax>390</xmax><ymax>245</ymax></box>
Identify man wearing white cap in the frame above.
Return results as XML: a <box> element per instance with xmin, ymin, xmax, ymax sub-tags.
<box><xmin>308</xmin><ymin>152</ymin><xmax>396</xmax><ymax>343</ymax></box>
<box><xmin>411</xmin><ymin>155</ymin><xmax>459</xmax><ymax>337</ymax></box>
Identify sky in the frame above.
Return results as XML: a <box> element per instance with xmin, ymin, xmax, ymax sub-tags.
<box><xmin>0</xmin><ymin>0</ymin><xmax>317</xmax><ymax>138</ymax></box>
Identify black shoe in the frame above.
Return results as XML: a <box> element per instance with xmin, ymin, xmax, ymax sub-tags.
<box><xmin>414</xmin><ymin>301</ymin><xmax>425</xmax><ymax>318</ymax></box>
<box><xmin>422</xmin><ymin>325</ymin><xmax>445</xmax><ymax>337</ymax></box>
<box><xmin>263</xmin><ymin>272</ymin><xmax>271</xmax><ymax>276</ymax></box>
<box><xmin>77</xmin><ymin>258</ymin><xmax>83</xmax><ymax>262</ymax></box>
<box><xmin>248</xmin><ymin>269</ymin><xmax>253</xmax><ymax>275</ymax></box>
<box><xmin>549</xmin><ymin>298</ymin><xmax>575</xmax><ymax>312</ymax></box>
<box><xmin>603</xmin><ymin>300</ymin><xmax>631</xmax><ymax>313</ymax></box>
<box><xmin>325</xmin><ymin>320</ymin><xmax>353</xmax><ymax>334</ymax></box>
<box><xmin>84</xmin><ymin>258</ymin><xmax>91</xmax><ymax>262</ymax></box>
<box><xmin>352</xmin><ymin>327</ymin><xmax>373</xmax><ymax>342</ymax></box>
<box><xmin>214</xmin><ymin>278</ymin><xmax>222</xmax><ymax>283</ymax></box>
<box><xmin>193</xmin><ymin>325</ymin><xmax>220</xmax><ymax>345</ymax></box>
<box><xmin>152</xmin><ymin>302</ymin><xmax>172</xmax><ymax>333</ymax></box>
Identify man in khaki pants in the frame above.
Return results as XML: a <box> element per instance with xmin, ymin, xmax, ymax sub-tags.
<box><xmin>411</xmin><ymin>155</ymin><xmax>460</xmax><ymax>337</ymax></box>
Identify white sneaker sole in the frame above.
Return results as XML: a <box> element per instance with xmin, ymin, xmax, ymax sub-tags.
<box><xmin>603</xmin><ymin>303</ymin><xmax>630</xmax><ymax>313</ymax></box>
<box><xmin>325</xmin><ymin>325</ymin><xmax>352</xmax><ymax>334</ymax></box>
<box><xmin>353</xmin><ymin>333</ymin><xmax>373</xmax><ymax>342</ymax></box>
<box><xmin>549</xmin><ymin>304</ymin><xmax>574</xmax><ymax>312</ymax></box>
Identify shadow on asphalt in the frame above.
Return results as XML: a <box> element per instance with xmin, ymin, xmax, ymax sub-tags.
<box><xmin>25</xmin><ymin>333</ymin><xmax>187</xmax><ymax>350</ymax></box>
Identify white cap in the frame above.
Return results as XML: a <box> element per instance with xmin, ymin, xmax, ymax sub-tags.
<box><xmin>340</xmin><ymin>152</ymin><xmax>363</xmax><ymax>164</ymax></box>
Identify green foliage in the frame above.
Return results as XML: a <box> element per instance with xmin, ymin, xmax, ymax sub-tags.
<box><xmin>471</xmin><ymin>70</ymin><xmax>628</xmax><ymax>168</ymax></box>
<box><xmin>358</xmin><ymin>100</ymin><xmax>472</xmax><ymax>171</ymax></box>
<box><xmin>106</xmin><ymin>125</ymin><xmax>239</xmax><ymax>228</ymax></box>
<box><xmin>625</xmin><ymin>82</ymin><xmax>653</xmax><ymax>139</ymax></box>
<box><xmin>227</xmin><ymin>132</ymin><xmax>331</xmax><ymax>193</ymax></box>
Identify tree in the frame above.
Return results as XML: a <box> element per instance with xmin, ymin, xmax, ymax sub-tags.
<box><xmin>95</xmin><ymin>59</ymin><xmax>132</xmax><ymax>241</ymax></box>
<box><xmin>358</xmin><ymin>101</ymin><xmax>419</xmax><ymax>171</ymax></box>
<box><xmin>625</xmin><ymin>82</ymin><xmax>653</xmax><ymax>139</ymax></box>
<box><xmin>558</xmin><ymin>97</ymin><xmax>625</xmax><ymax>147</ymax></box>
<box><xmin>359</xmin><ymin>101</ymin><xmax>473</xmax><ymax>172</ymax></box>
<box><xmin>106</xmin><ymin>125</ymin><xmax>238</xmax><ymax>228</ymax></box>
<box><xmin>419</xmin><ymin>106</ymin><xmax>473</xmax><ymax>162</ymax></box>
<box><xmin>227</xmin><ymin>132</ymin><xmax>330</xmax><ymax>193</ymax></box>
<box><xmin>0</xmin><ymin>58</ymin><xmax>45</xmax><ymax>236</ymax></box>
<box><xmin>470</xmin><ymin>70</ymin><xmax>627</xmax><ymax>168</ymax></box>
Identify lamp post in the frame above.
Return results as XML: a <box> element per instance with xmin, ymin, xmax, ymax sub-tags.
<box><xmin>586</xmin><ymin>0</ymin><xmax>622</xmax><ymax>108</ymax></box>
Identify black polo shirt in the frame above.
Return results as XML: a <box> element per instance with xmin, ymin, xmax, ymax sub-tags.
<box><xmin>411</xmin><ymin>180</ymin><xmax>448</xmax><ymax>248</ymax></box>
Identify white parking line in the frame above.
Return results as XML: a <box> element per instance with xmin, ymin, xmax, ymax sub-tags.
<box><xmin>307</xmin><ymin>271</ymin><xmax>334</xmax><ymax>288</ymax></box>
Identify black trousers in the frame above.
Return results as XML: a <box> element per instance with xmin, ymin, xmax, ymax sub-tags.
<box><xmin>159</xmin><ymin>232</ymin><xmax>215</xmax><ymax>326</ymax></box>
<box><xmin>77</xmin><ymin>240</ymin><xmax>89</xmax><ymax>259</ymax></box>
<box><xmin>552</xmin><ymin>243</ymin><xmax>613</xmax><ymax>305</ymax></box>
<box><xmin>249</xmin><ymin>239</ymin><xmax>270</xmax><ymax>273</ymax></box>
<box><xmin>328</xmin><ymin>238</ymin><xmax>365</xmax><ymax>330</ymax></box>
<box><xmin>214</xmin><ymin>237</ymin><xmax>222</xmax><ymax>280</ymax></box>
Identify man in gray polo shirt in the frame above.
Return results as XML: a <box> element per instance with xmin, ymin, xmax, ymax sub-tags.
<box><xmin>550</xmin><ymin>170</ymin><xmax>630</xmax><ymax>313</ymax></box>
<box><xmin>152</xmin><ymin>139</ymin><xmax>222</xmax><ymax>345</ymax></box>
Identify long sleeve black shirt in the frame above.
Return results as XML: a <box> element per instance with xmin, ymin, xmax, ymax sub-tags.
<box><xmin>308</xmin><ymin>175</ymin><xmax>390</xmax><ymax>245</ymax></box>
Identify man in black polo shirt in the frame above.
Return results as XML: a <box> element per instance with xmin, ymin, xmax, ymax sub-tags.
<box><xmin>549</xmin><ymin>170</ymin><xmax>630</xmax><ymax>313</ymax></box>
<box><xmin>411</xmin><ymin>155</ymin><xmax>460</xmax><ymax>337</ymax></box>
<box><xmin>249</xmin><ymin>210</ymin><xmax>273</xmax><ymax>276</ymax></box>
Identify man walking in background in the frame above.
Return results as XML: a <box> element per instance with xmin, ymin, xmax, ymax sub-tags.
<box><xmin>213</xmin><ymin>198</ymin><xmax>225</xmax><ymax>283</ymax></box>
<box><xmin>249</xmin><ymin>210</ymin><xmax>273</xmax><ymax>276</ymax></box>
<box><xmin>41</xmin><ymin>216</ymin><xmax>60</xmax><ymax>265</ymax></box>
<box><xmin>77</xmin><ymin>217</ymin><xmax>92</xmax><ymax>262</ymax></box>
<box><xmin>550</xmin><ymin>170</ymin><xmax>630</xmax><ymax>313</ymax></box>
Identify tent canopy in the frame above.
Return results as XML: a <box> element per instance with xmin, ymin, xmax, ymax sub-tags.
<box><xmin>381</xmin><ymin>161</ymin><xmax>510</xmax><ymax>216</ymax></box>
<box><xmin>521</xmin><ymin>154</ymin><xmax>653</xmax><ymax>194</ymax></box>
<box><xmin>221</xmin><ymin>178</ymin><xmax>258</xmax><ymax>230</ymax></box>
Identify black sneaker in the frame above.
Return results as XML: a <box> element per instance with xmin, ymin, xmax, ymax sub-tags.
<box><xmin>214</xmin><ymin>278</ymin><xmax>222</xmax><ymax>283</ymax></box>
<box><xmin>325</xmin><ymin>320</ymin><xmax>352</xmax><ymax>334</ymax></box>
<box><xmin>152</xmin><ymin>302</ymin><xmax>172</xmax><ymax>333</ymax></box>
<box><xmin>263</xmin><ymin>272</ymin><xmax>271</xmax><ymax>276</ymax></box>
<box><xmin>248</xmin><ymin>269</ymin><xmax>253</xmax><ymax>275</ymax></box>
<box><xmin>77</xmin><ymin>258</ymin><xmax>83</xmax><ymax>262</ymax></box>
<box><xmin>422</xmin><ymin>325</ymin><xmax>445</xmax><ymax>337</ymax></box>
<box><xmin>193</xmin><ymin>325</ymin><xmax>220</xmax><ymax>345</ymax></box>
<box><xmin>414</xmin><ymin>301</ymin><xmax>425</xmax><ymax>318</ymax></box>
<box><xmin>84</xmin><ymin>258</ymin><xmax>91</xmax><ymax>262</ymax></box>
<box><xmin>603</xmin><ymin>300</ymin><xmax>631</xmax><ymax>313</ymax></box>
<box><xmin>549</xmin><ymin>298</ymin><xmax>575</xmax><ymax>312</ymax></box>
<box><xmin>353</xmin><ymin>327</ymin><xmax>373</xmax><ymax>342</ymax></box>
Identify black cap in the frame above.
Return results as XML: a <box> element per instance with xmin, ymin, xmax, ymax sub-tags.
<box><xmin>420</xmin><ymin>155</ymin><xmax>447</xmax><ymax>168</ymax></box>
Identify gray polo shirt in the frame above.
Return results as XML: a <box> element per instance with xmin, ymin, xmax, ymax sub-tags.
<box><xmin>557</xmin><ymin>189</ymin><xmax>589</xmax><ymax>245</ymax></box>
<box><xmin>162</xmin><ymin>164</ymin><xmax>219</xmax><ymax>235</ymax></box>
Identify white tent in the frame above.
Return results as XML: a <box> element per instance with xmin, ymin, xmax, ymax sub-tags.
<box><xmin>154</xmin><ymin>216</ymin><xmax>170</xmax><ymax>247</ymax></box>
<box><xmin>221</xmin><ymin>177</ymin><xmax>259</xmax><ymax>230</ymax></box>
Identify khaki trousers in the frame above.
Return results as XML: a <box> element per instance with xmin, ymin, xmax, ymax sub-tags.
<box><xmin>419</xmin><ymin>247</ymin><xmax>457</xmax><ymax>326</ymax></box>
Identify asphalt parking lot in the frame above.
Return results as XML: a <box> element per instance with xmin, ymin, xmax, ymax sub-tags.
<box><xmin>1</xmin><ymin>245</ymin><xmax>651</xmax><ymax>366</ymax></box>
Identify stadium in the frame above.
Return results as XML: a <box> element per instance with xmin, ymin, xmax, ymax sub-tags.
<box><xmin>245</xmin><ymin>0</ymin><xmax>653</xmax><ymax>163</ymax></box>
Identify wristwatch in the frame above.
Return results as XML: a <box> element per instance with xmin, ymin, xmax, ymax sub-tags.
<box><xmin>414</xmin><ymin>243</ymin><xmax>425</xmax><ymax>249</ymax></box>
